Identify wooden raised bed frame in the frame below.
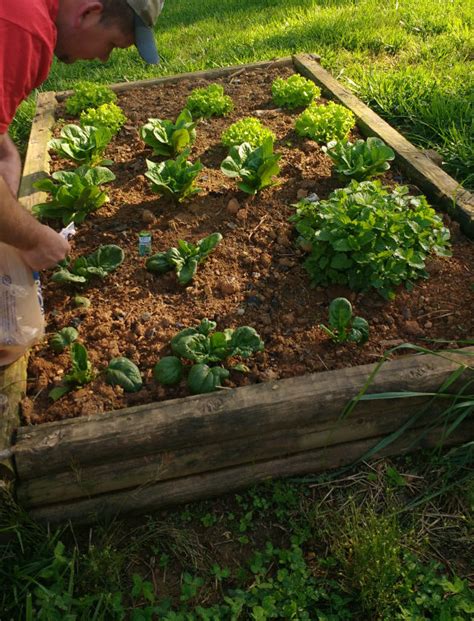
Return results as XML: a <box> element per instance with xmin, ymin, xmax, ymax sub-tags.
<box><xmin>1</xmin><ymin>54</ymin><xmax>473</xmax><ymax>523</ymax></box>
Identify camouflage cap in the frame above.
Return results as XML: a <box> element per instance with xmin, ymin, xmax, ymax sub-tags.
<box><xmin>126</xmin><ymin>0</ymin><xmax>165</xmax><ymax>64</ymax></box>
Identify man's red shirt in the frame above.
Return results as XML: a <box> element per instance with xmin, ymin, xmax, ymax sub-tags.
<box><xmin>0</xmin><ymin>0</ymin><xmax>58</xmax><ymax>133</ymax></box>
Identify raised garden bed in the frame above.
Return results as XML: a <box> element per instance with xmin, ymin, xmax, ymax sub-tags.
<box><xmin>2</xmin><ymin>55</ymin><xmax>474</xmax><ymax>523</ymax></box>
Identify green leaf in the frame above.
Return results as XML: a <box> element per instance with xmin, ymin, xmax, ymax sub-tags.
<box><xmin>106</xmin><ymin>357</ymin><xmax>143</xmax><ymax>392</ymax></box>
<box><xmin>153</xmin><ymin>356</ymin><xmax>183</xmax><ymax>386</ymax></box>
<box><xmin>328</xmin><ymin>297</ymin><xmax>353</xmax><ymax>333</ymax></box>
<box><xmin>229</xmin><ymin>326</ymin><xmax>264</xmax><ymax>358</ymax></box>
<box><xmin>50</xmin><ymin>327</ymin><xmax>79</xmax><ymax>353</ymax></box>
<box><xmin>171</xmin><ymin>332</ymin><xmax>211</xmax><ymax>363</ymax></box>
<box><xmin>49</xmin><ymin>385</ymin><xmax>72</xmax><ymax>401</ymax></box>
<box><xmin>187</xmin><ymin>364</ymin><xmax>230</xmax><ymax>394</ymax></box>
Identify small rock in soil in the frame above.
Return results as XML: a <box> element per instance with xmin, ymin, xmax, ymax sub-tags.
<box><xmin>402</xmin><ymin>307</ymin><xmax>412</xmax><ymax>320</ymax></box>
<box><xmin>139</xmin><ymin>312</ymin><xmax>152</xmax><ymax>322</ymax></box>
<box><xmin>404</xmin><ymin>320</ymin><xmax>424</xmax><ymax>336</ymax></box>
<box><xmin>142</xmin><ymin>209</ymin><xmax>156</xmax><ymax>225</ymax></box>
<box><xmin>246</xmin><ymin>295</ymin><xmax>263</xmax><ymax>307</ymax></box>
<box><xmin>424</xmin><ymin>321</ymin><xmax>433</xmax><ymax>329</ymax></box>
<box><xmin>296</xmin><ymin>188</ymin><xmax>308</xmax><ymax>200</ymax></box>
<box><xmin>236</xmin><ymin>208</ymin><xmax>248</xmax><ymax>221</ymax></box>
<box><xmin>227</xmin><ymin>198</ymin><xmax>240</xmax><ymax>214</ymax></box>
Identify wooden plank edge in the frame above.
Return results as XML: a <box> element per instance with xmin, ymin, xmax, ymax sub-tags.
<box><xmin>54</xmin><ymin>57</ymin><xmax>295</xmax><ymax>101</ymax></box>
<box><xmin>0</xmin><ymin>355</ymin><xmax>28</xmax><ymax>480</ymax></box>
<box><xmin>28</xmin><ymin>422</ymin><xmax>469</xmax><ymax>524</ymax></box>
<box><xmin>293</xmin><ymin>54</ymin><xmax>474</xmax><ymax>238</ymax></box>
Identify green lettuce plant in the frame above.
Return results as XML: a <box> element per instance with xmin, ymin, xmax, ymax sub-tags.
<box><xmin>49</xmin><ymin>343</ymin><xmax>94</xmax><ymax>401</ymax></box>
<box><xmin>320</xmin><ymin>298</ymin><xmax>369</xmax><ymax>344</ymax></box>
<box><xmin>140</xmin><ymin>109</ymin><xmax>197</xmax><ymax>157</ymax></box>
<box><xmin>146</xmin><ymin>232</ymin><xmax>222</xmax><ymax>284</ymax></box>
<box><xmin>221</xmin><ymin>117</ymin><xmax>275</xmax><ymax>149</ymax></box>
<box><xmin>145</xmin><ymin>150</ymin><xmax>202</xmax><ymax>202</ymax></box>
<box><xmin>33</xmin><ymin>165</ymin><xmax>115</xmax><ymax>225</ymax></box>
<box><xmin>52</xmin><ymin>244</ymin><xmax>125</xmax><ymax>286</ymax></box>
<box><xmin>186</xmin><ymin>83</ymin><xmax>233</xmax><ymax>118</ymax></box>
<box><xmin>80</xmin><ymin>102</ymin><xmax>126</xmax><ymax>135</ymax></box>
<box><xmin>106</xmin><ymin>357</ymin><xmax>143</xmax><ymax>393</ymax></box>
<box><xmin>65</xmin><ymin>81</ymin><xmax>117</xmax><ymax>116</ymax></box>
<box><xmin>153</xmin><ymin>318</ymin><xmax>264</xmax><ymax>394</ymax></box>
<box><xmin>290</xmin><ymin>180</ymin><xmax>451</xmax><ymax>299</ymax></box>
<box><xmin>49</xmin><ymin>124</ymin><xmax>113</xmax><ymax>166</ymax></box>
<box><xmin>295</xmin><ymin>101</ymin><xmax>355</xmax><ymax>143</ymax></box>
<box><xmin>323</xmin><ymin>137</ymin><xmax>395</xmax><ymax>181</ymax></box>
<box><xmin>220</xmin><ymin>138</ymin><xmax>281</xmax><ymax>194</ymax></box>
<box><xmin>271</xmin><ymin>74</ymin><xmax>321</xmax><ymax>109</ymax></box>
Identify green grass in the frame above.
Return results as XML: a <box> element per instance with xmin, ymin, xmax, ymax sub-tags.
<box><xmin>11</xmin><ymin>0</ymin><xmax>474</xmax><ymax>187</ymax></box>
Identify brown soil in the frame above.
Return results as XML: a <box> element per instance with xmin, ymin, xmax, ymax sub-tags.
<box><xmin>23</xmin><ymin>65</ymin><xmax>474</xmax><ymax>424</ymax></box>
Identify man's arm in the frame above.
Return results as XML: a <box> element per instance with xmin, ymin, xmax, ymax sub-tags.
<box><xmin>0</xmin><ymin>133</ymin><xmax>22</xmax><ymax>197</ymax></box>
<box><xmin>0</xmin><ymin>134</ymin><xmax>70</xmax><ymax>270</ymax></box>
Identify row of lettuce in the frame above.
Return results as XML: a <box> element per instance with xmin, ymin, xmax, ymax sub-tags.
<box><xmin>36</xmin><ymin>75</ymin><xmax>451</xmax><ymax>401</ymax></box>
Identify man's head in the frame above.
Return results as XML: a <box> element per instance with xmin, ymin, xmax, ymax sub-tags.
<box><xmin>55</xmin><ymin>0</ymin><xmax>164</xmax><ymax>65</ymax></box>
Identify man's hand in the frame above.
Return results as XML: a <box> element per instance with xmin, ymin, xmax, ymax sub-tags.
<box><xmin>19</xmin><ymin>223</ymin><xmax>70</xmax><ymax>271</ymax></box>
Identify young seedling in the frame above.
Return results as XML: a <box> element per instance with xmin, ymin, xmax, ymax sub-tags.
<box><xmin>145</xmin><ymin>150</ymin><xmax>202</xmax><ymax>203</ymax></box>
<box><xmin>221</xmin><ymin>117</ymin><xmax>275</xmax><ymax>149</ymax></box>
<box><xmin>140</xmin><ymin>109</ymin><xmax>197</xmax><ymax>157</ymax></box>
<box><xmin>106</xmin><ymin>357</ymin><xmax>143</xmax><ymax>393</ymax></box>
<box><xmin>322</xmin><ymin>137</ymin><xmax>395</xmax><ymax>181</ymax></box>
<box><xmin>271</xmin><ymin>74</ymin><xmax>321</xmax><ymax>109</ymax></box>
<box><xmin>49</xmin><ymin>124</ymin><xmax>113</xmax><ymax>166</ymax></box>
<box><xmin>221</xmin><ymin>137</ymin><xmax>281</xmax><ymax>194</ymax></box>
<box><xmin>49</xmin><ymin>342</ymin><xmax>94</xmax><ymax>401</ymax></box>
<box><xmin>295</xmin><ymin>102</ymin><xmax>355</xmax><ymax>144</ymax></box>
<box><xmin>319</xmin><ymin>298</ymin><xmax>369</xmax><ymax>345</ymax></box>
<box><xmin>185</xmin><ymin>83</ymin><xmax>233</xmax><ymax>118</ymax></box>
<box><xmin>50</xmin><ymin>327</ymin><xmax>79</xmax><ymax>353</ymax></box>
<box><xmin>52</xmin><ymin>244</ymin><xmax>124</xmax><ymax>286</ymax></box>
<box><xmin>146</xmin><ymin>232</ymin><xmax>222</xmax><ymax>284</ymax></box>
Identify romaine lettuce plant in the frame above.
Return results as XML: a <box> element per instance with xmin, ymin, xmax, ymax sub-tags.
<box><xmin>319</xmin><ymin>298</ymin><xmax>369</xmax><ymax>345</ymax></box>
<box><xmin>80</xmin><ymin>102</ymin><xmax>126</xmax><ymax>135</ymax></box>
<box><xmin>52</xmin><ymin>244</ymin><xmax>125</xmax><ymax>286</ymax></box>
<box><xmin>49</xmin><ymin>342</ymin><xmax>94</xmax><ymax>401</ymax></box>
<box><xmin>50</xmin><ymin>327</ymin><xmax>79</xmax><ymax>353</ymax></box>
<box><xmin>146</xmin><ymin>232</ymin><xmax>222</xmax><ymax>284</ymax></box>
<box><xmin>65</xmin><ymin>81</ymin><xmax>117</xmax><ymax>116</ymax></box>
<box><xmin>322</xmin><ymin>137</ymin><xmax>395</xmax><ymax>181</ymax></box>
<box><xmin>33</xmin><ymin>165</ymin><xmax>115</xmax><ymax>225</ymax></box>
<box><xmin>290</xmin><ymin>180</ymin><xmax>451</xmax><ymax>299</ymax></box>
<box><xmin>271</xmin><ymin>74</ymin><xmax>321</xmax><ymax>109</ymax></box>
<box><xmin>295</xmin><ymin>102</ymin><xmax>355</xmax><ymax>143</ymax></box>
<box><xmin>140</xmin><ymin>109</ymin><xmax>197</xmax><ymax>157</ymax></box>
<box><xmin>49</xmin><ymin>124</ymin><xmax>113</xmax><ymax>166</ymax></box>
<box><xmin>220</xmin><ymin>138</ymin><xmax>281</xmax><ymax>194</ymax></box>
<box><xmin>145</xmin><ymin>150</ymin><xmax>202</xmax><ymax>203</ymax></box>
<box><xmin>221</xmin><ymin>117</ymin><xmax>275</xmax><ymax>149</ymax></box>
<box><xmin>106</xmin><ymin>357</ymin><xmax>143</xmax><ymax>393</ymax></box>
<box><xmin>186</xmin><ymin>83</ymin><xmax>233</xmax><ymax>118</ymax></box>
<box><xmin>153</xmin><ymin>318</ymin><xmax>264</xmax><ymax>394</ymax></box>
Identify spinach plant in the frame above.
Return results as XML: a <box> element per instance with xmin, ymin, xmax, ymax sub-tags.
<box><xmin>106</xmin><ymin>357</ymin><xmax>143</xmax><ymax>393</ymax></box>
<box><xmin>80</xmin><ymin>102</ymin><xmax>126</xmax><ymax>135</ymax></box>
<box><xmin>221</xmin><ymin>117</ymin><xmax>275</xmax><ymax>149</ymax></box>
<box><xmin>65</xmin><ymin>81</ymin><xmax>117</xmax><ymax>116</ymax></box>
<box><xmin>145</xmin><ymin>150</ymin><xmax>202</xmax><ymax>202</ymax></box>
<box><xmin>140</xmin><ymin>109</ymin><xmax>197</xmax><ymax>157</ymax></box>
<box><xmin>290</xmin><ymin>180</ymin><xmax>451</xmax><ymax>299</ymax></box>
<box><xmin>323</xmin><ymin>137</ymin><xmax>395</xmax><ymax>181</ymax></box>
<box><xmin>221</xmin><ymin>138</ymin><xmax>281</xmax><ymax>194</ymax></box>
<box><xmin>320</xmin><ymin>298</ymin><xmax>369</xmax><ymax>344</ymax></box>
<box><xmin>33</xmin><ymin>165</ymin><xmax>115</xmax><ymax>225</ymax></box>
<box><xmin>153</xmin><ymin>318</ymin><xmax>264</xmax><ymax>394</ymax></box>
<box><xmin>186</xmin><ymin>83</ymin><xmax>233</xmax><ymax>118</ymax></box>
<box><xmin>295</xmin><ymin>101</ymin><xmax>355</xmax><ymax>143</ymax></box>
<box><xmin>52</xmin><ymin>244</ymin><xmax>124</xmax><ymax>286</ymax></box>
<box><xmin>50</xmin><ymin>327</ymin><xmax>79</xmax><ymax>353</ymax></box>
<box><xmin>49</xmin><ymin>124</ymin><xmax>113</xmax><ymax>166</ymax></box>
<box><xmin>49</xmin><ymin>342</ymin><xmax>94</xmax><ymax>401</ymax></box>
<box><xmin>146</xmin><ymin>232</ymin><xmax>222</xmax><ymax>284</ymax></box>
<box><xmin>272</xmin><ymin>74</ymin><xmax>321</xmax><ymax>109</ymax></box>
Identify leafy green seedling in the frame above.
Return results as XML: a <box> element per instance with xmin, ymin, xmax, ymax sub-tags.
<box><xmin>153</xmin><ymin>318</ymin><xmax>264</xmax><ymax>395</ymax></box>
<box><xmin>140</xmin><ymin>109</ymin><xmax>197</xmax><ymax>157</ymax></box>
<box><xmin>49</xmin><ymin>342</ymin><xmax>94</xmax><ymax>401</ymax></box>
<box><xmin>33</xmin><ymin>165</ymin><xmax>115</xmax><ymax>225</ymax></box>
<box><xmin>271</xmin><ymin>74</ymin><xmax>321</xmax><ymax>109</ymax></box>
<box><xmin>295</xmin><ymin>101</ymin><xmax>355</xmax><ymax>143</ymax></box>
<box><xmin>65</xmin><ymin>81</ymin><xmax>117</xmax><ymax>116</ymax></box>
<box><xmin>186</xmin><ymin>83</ymin><xmax>233</xmax><ymax>118</ymax></box>
<box><xmin>323</xmin><ymin>137</ymin><xmax>395</xmax><ymax>181</ymax></box>
<box><xmin>106</xmin><ymin>357</ymin><xmax>143</xmax><ymax>393</ymax></box>
<box><xmin>145</xmin><ymin>150</ymin><xmax>202</xmax><ymax>203</ymax></box>
<box><xmin>80</xmin><ymin>102</ymin><xmax>126</xmax><ymax>135</ymax></box>
<box><xmin>221</xmin><ymin>138</ymin><xmax>281</xmax><ymax>194</ymax></box>
<box><xmin>49</xmin><ymin>124</ymin><xmax>113</xmax><ymax>166</ymax></box>
<box><xmin>221</xmin><ymin>117</ymin><xmax>275</xmax><ymax>149</ymax></box>
<box><xmin>74</xmin><ymin>295</ymin><xmax>91</xmax><ymax>308</ymax></box>
<box><xmin>319</xmin><ymin>298</ymin><xmax>369</xmax><ymax>344</ymax></box>
<box><xmin>146</xmin><ymin>232</ymin><xmax>222</xmax><ymax>284</ymax></box>
<box><xmin>50</xmin><ymin>327</ymin><xmax>79</xmax><ymax>353</ymax></box>
<box><xmin>52</xmin><ymin>244</ymin><xmax>124</xmax><ymax>286</ymax></box>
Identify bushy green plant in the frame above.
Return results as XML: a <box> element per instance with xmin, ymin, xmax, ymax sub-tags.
<box><xmin>145</xmin><ymin>150</ymin><xmax>202</xmax><ymax>202</ymax></box>
<box><xmin>140</xmin><ymin>109</ymin><xmax>197</xmax><ymax>157</ymax></box>
<box><xmin>52</xmin><ymin>244</ymin><xmax>124</xmax><ymax>286</ymax></box>
<box><xmin>320</xmin><ymin>298</ymin><xmax>369</xmax><ymax>344</ymax></box>
<box><xmin>65</xmin><ymin>81</ymin><xmax>117</xmax><ymax>116</ymax></box>
<box><xmin>290</xmin><ymin>180</ymin><xmax>451</xmax><ymax>299</ymax></box>
<box><xmin>49</xmin><ymin>343</ymin><xmax>94</xmax><ymax>401</ymax></box>
<box><xmin>33</xmin><ymin>165</ymin><xmax>115</xmax><ymax>225</ymax></box>
<box><xmin>146</xmin><ymin>232</ymin><xmax>222</xmax><ymax>284</ymax></box>
<box><xmin>49</xmin><ymin>124</ymin><xmax>113</xmax><ymax>166</ymax></box>
<box><xmin>220</xmin><ymin>137</ymin><xmax>281</xmax><ymax>194</ymax></box>
<box><xmin>271</xmin><ymin>74</ymin><xmax>321</xmax><ymax>109</ymax></box>
<box><xmin>185</xmin><ymin>83</ymin><xmax>233</xmax><ymax>118</ymax></box>
<box><xmin>153</xmin><ymin>318</ymin><xmax>264</xmax><ymax>394</ymax></box>
<box><xmin>295</xmin><ymin>101</ymin><xmax>355</xmax><ymax>143</ymax></box>
<box><xmin>221</xmin><ymin>117</ymin><xmax>275</xmax><ymax>149</ymax></box>
<box><xmin>80</xmin><ymin>102</ymin><xmax>126</xmax><ymax>135</ymax></box>
<box><xmin>323</xmin><ymin>136</ymin><xmax>395</xmax><ymax>180</ymax></box>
